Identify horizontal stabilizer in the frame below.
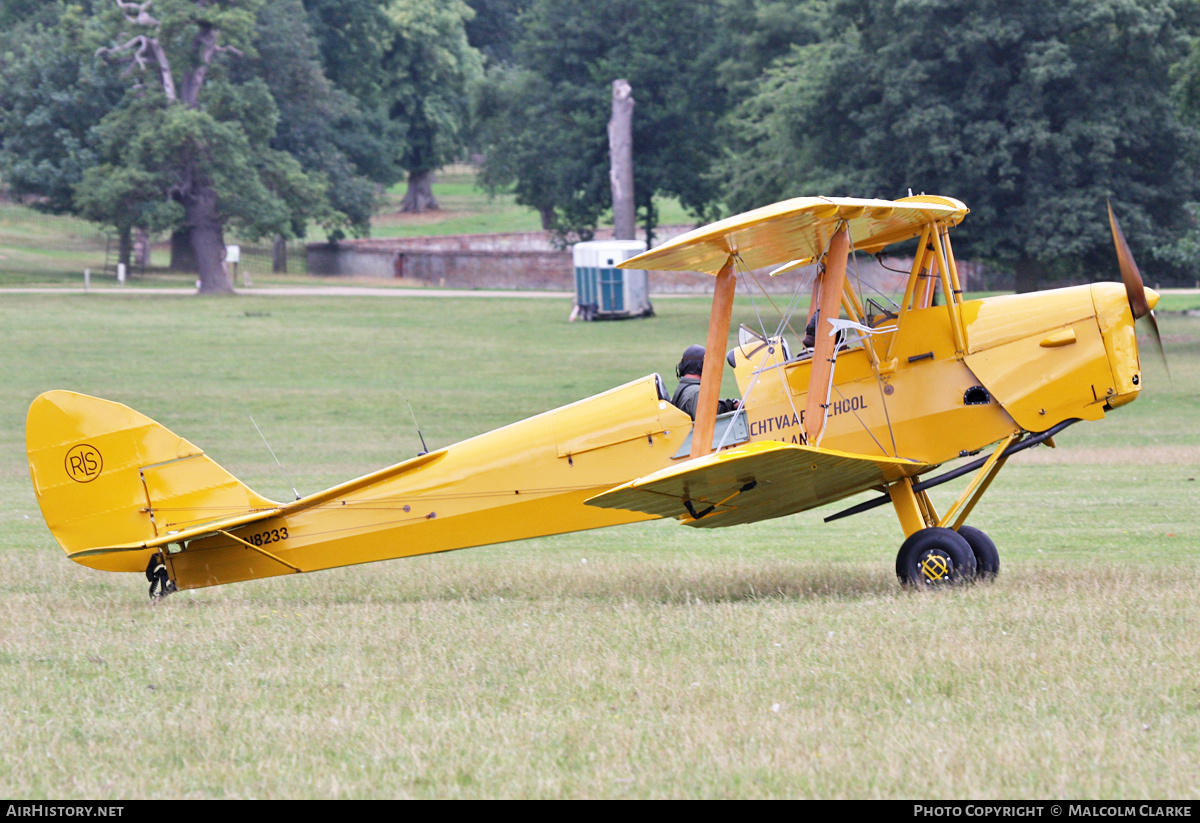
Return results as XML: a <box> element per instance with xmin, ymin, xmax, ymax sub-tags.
<box><xmin>63</xmin><ymin>506</ymin><xmax>286</xmax><ymax>566</ymax></box>
<box><xmin>585</xmin><ymin>441</ymin><xmax>928</xmax><ymax>528</ymax></box>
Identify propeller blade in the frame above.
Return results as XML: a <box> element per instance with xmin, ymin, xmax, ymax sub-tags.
<box><xmin>1107</xmin><ymin>201</ymin><xmax>1151</xmax><ymax>319</ymax></box>
<box><xmin>1107</xmin><ymin>202</ymin><xmax>1171</xmax><ymax>382</ymax></box>
<box><xmin>1142</xmin><ymin>309</ymin><xmax>1172</xmax><ymax>383</ymax></box>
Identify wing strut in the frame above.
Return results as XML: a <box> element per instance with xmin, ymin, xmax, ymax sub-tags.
<box><xmin>692</xmin><ymin>255</ymin><xmax>738</xmax><ymax>458</ymax></box>
<box><xmin>804</xmin><ymin>223</ymin><xmax>850</xmax><ymax>445</ymax></box>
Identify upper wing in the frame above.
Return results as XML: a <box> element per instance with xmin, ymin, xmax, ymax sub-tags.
<box><xmin>585</xmin><ymin>441</ymin><xmax>929</xmax><ymax>528</ymax></box>
<box><xmin>619</xmin><ymin>195</ymin><xmax>968</xmax><ymax>275</ymax></box>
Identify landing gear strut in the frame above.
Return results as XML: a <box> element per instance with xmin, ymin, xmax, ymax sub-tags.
<box><xmin>886</xmin><ymin>455</ymin><xmax>1009</xmax><ymax>587</ymax></box>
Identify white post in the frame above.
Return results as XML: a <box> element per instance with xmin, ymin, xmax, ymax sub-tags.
<box><xmin>117</xmin><ymin>263</ymin><xmax>126</xmax><ymax>285</ymax></box>
<box><xmin>225</xmin><ymin>245</ymin><xmax>242</xmax><ymax>289</ymax></box>
<box><xmin>84</xmin><ymin>269</ymin><xmax>90</xmax><ymax>292</ymax></box>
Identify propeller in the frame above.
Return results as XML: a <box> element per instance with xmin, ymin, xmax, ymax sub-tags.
<box><xmin>1107</xmin><ymin>202</ymin><xmax>1170</xmax><ymax>381</ymax></box>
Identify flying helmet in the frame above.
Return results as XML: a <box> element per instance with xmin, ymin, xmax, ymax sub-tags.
<box><xmin>676</xmin><ymin>344</ymin><xmax>706</xmax><ymax>378</ymax></box>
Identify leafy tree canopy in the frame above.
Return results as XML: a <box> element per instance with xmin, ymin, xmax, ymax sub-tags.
<box><xmin>240</xmin><ymin>0</ymin><xmax>402</xmax><ymax>236</ymax></box>
<box><xmin>387</xmin><ymin>0</ymin><xmax>483</xmax><ymax>189</ymax></box>
<box><xmin>0</xmin><ymin>3</ymin><xmax>127</xmax><ymax>213</ymax></box>
<box><xmin>721</xmin><ymin>0</ymin><xmax>1200</xmax><ymax>288</ymax></box>
<box><xmin>474</xmin><ymin>0</ymin><xmax>728</xmax><ymax>243</ymax></box>
<box><xmin>463</xmin><ymin>0</ymin><xmax>532</xmax><ymax>66</ymax></box>
<box><xmin>303</xmin><ymin>0</ymin><xmax>483</xmax><ymax>212</ymax></box>
<box><xmin>0</xmin><ymin>0</ymin><xmax>403</xmax><ymax>290</ymax></box>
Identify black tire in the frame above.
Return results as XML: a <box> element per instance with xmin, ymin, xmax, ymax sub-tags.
<box><xmin>895</xmin><ymin>527</ymin><xmax>977</xmax><ymax>587</ymax></box>
<box><xmin>956</xmin><ymin>525</ymin><xmax>1000</xmax><ymax>580</ymax></box>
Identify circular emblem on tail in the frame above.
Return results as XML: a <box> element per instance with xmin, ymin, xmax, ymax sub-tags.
<box><xmin>65</xmin><ymin>444</ymin><xmax>103</xmax><ymax>483</ymax></box>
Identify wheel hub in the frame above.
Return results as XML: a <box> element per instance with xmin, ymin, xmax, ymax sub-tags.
<box><xmin>918</xmin><ymin>551</ymin><xmax>951</xmax><ymax>582</ymax></box>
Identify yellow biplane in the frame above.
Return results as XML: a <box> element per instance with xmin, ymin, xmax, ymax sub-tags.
<box><xmin>26</xmin><ymin>195</ymin><xmax>1162</xmax><ymax>596</ymax></box>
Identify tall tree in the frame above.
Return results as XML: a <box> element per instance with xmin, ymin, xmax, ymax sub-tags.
<box><xmin>242</xmin><ymin>0</ymin><xmax>401</xmax><ymax>237</ymax></box>
<box><xmin>303</xmin><ymin>0</ymin><xmax>483</xmax><ymax>214</ymax></box>
<box><xmin>474</xmin><ymin>64</ymin><xmax>608</xmax><ymax>239</ymax></box>
<box><xmin>722</xmin><ymin>0</ymin><xmax>1200</xmax><ymax>289</ymax></box>
<box><xmin>1163</xmin><ymin>28</ymin><xmax>1200</xmax><ymax>271</ymax></box>
<box><xmin>474</xmin><ymin>0</ymin><xmax>728</xmax><ymax>243</ymax></box>
<box><xmin>714</xmin><ymin>0</ymin><xmax>831</xmax><ymax>95</ymax></box>
<box><xmin>386</xmin><ymin>0</ymin><xmax>483</xmax><ymax>211</ymax></box>
<box><xmin>463</xmin><ymin>0</ymin><xmax>532</xmax><ymax>66</ymax></box>
<box><xmin>82</xmin><ymin>0</ymin><xmax>336</xmax><ymax>292</ymax></box>
<box><xmin>301</xmin><ymin>0</ymin><xmax>406</xmax><ymax>171</ymax></box>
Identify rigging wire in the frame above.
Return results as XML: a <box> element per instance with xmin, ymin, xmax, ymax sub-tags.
<box><xmin>844</xmin><ymin>231</ymin><xmax>901</xmax><ymax>457</ymax></box>
<box><xmin>722</xmin><ymin>253</ymin><xmax>810</xmax><ymax>447</ymax></box>
<box><xmin>250</xmin><ymin>414</ymin><xmax>301</xmax><ymax>500</ymax></box>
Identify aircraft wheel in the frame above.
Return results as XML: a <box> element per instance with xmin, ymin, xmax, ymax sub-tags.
<box><xmin>895</xmin><ymin>527</ymin><xmax>977</xmax><ymax>587</ymax></box>
<box><xmin>957</xmin><ymin>525</ymin><xmax>1000</xmax><ymax>580</ymax></box>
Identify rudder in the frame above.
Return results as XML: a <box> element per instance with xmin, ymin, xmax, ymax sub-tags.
<box><xmin>26</xmin><ymin>391</ymin><xmax>277</xmax><ymax>572</ymax></box>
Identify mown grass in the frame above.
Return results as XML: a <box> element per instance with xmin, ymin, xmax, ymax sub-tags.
<box><xmin>369</xmin><ymin>166</ymin><xmax>697</xmax><ymax>239</ymax></box>
<box><xmin>0</xmin><ymin>294</ymin><xmax>1198</xmax><ymax>798</ymax></box>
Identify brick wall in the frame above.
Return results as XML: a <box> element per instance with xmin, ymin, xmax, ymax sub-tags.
<box><xmin>305</xmin><ymin>230</ymin><xmax>921</xmax><ymax>294</ymax></box>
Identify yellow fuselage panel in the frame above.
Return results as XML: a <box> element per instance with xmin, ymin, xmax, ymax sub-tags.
<box><xmin>960</xmin><ymin>286</ymin><xmax>1100</xmax><ymax>352</ymax></box>
<box><xmin>731</xmin><ymin>284</ymin><xmax>1141</xmax><ymax>463</ymax></box>
<box><xmin>962</xmin><ymin>284</ymin><xmax>1140</xmax><ymax>430</ymax></box>
<box><xmin>733</xmin><ymin>308</ymin><xmax>1019</xmax><ymax>466</ymax></box>
<box><xmin>167</xmin><ymin>376</ymin><xmax>692</xmax><ymax>589</ymax></box>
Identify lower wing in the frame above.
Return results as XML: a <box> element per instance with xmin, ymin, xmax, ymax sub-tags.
<box><xmin>585</xmin><ymin>441</ymin><xmax>929</xmax><ymax>528</ymax></box>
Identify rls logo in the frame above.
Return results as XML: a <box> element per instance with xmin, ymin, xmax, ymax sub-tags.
<box><xmin>65</xmin><ymin>444</ymin><xmax>103</xmax><ymax>483</ymax></box>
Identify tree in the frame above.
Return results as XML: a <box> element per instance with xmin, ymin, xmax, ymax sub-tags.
<box><xmin>386</xmin><ymin>0</ymin><xmax>483</xmax><ymax>211</ymax></box>
<box><xmin>463</xmin><ymin>0</ymin><xmax>532</xmax><ymax>66</ymax></box>
<box><xmin>474</xmin><ymin>64</ymin><xmax>609</xmax><ymax>240</ymax></box>
<box><xmin>301</xmin><ymin>0</ymin><xmax>407</xmax><ymax>181</ymax></box>
<box><xmin>241</xmin><ymin>0</ymin><xmax>402</xmax><ymax>236</ymax></box>
<box><xmin>302</xmin><ymin>0</ymin><xmax>484</xmax><ymax>214</ymax></box>
<box><xmin>0</xmin><ymin>4</ymin><xmax>126</xmax><ymax>217</ymax></box>
<box><xmin>722</xmin><ymin>0</ymin><xmax>1200</xmax><ymax>289</ymax></box>
<box><xmin>713</xmin><ymin>0</ymin><xmax>832</xmax><ymax>95</ymax></box>
<box><xmin>473</xmin><ymin>0</ymin><xmax>729</xmax><ymax>243</ymax></box>
<box><xmin>1163</xmin><ymin>28</ymin><xmax>1200</xmax><ymax>272</ymax></box>
<box><xmin>82</xmin><ymin>0</ymin><xmax>338</xmax><ymax>292</ymax></box>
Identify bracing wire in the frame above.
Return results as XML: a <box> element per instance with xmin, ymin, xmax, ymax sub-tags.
<box><xmin>250</xmin><ymin>414</ymin><xmax>301</xmax><ymax>500</ymax></box>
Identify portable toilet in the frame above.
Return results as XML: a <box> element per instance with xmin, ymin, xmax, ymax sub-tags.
<box><xmin>572</xmin><ymin>240</ymin><xmax>652</xmax><ymax>320</ymax></box>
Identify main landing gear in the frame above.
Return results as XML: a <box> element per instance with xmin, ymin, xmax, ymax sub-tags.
<box><xmin>894</xmin><ymin>525</ymin><xmax>1000</xmax><ymax>587</ymax></box>
<box><xmin>887</xmin><ymin>473</ymin><xmax>1003</xmax><ymax>588</ymax></box>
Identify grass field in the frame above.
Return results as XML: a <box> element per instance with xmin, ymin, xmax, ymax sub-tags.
<box><xmin>0</xmin><ymin>292</ymin><xmax>1197</xmax><ymax>798</ymax></box>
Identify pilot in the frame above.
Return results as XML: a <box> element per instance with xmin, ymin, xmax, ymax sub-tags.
<box><xmin>672</xmin><ymin>345</ymin><xmax>739</xmax><ymax>420</ymax></box>
<box><xmin>803</xmin><ymin>310</ymin><xmax>846</xmax><ymax>351</ymax></box>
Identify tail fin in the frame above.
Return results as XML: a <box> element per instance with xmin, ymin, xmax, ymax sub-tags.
<box><xmin>26</xmin><ymin>391</ymin><xmax>277</xmax><ymax>573</ymax></box>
